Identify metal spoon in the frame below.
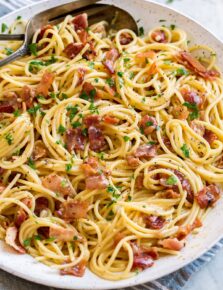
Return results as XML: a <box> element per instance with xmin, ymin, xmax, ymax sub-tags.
<box><xmin>0</xmin><ymin>0</ymin><xmax>138</xmax><ymax>67</ymax></box>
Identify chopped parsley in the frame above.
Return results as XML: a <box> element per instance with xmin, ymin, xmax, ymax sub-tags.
<box><xmin>23</xmin><ymin>238</ymin><xmax>32</xmax><ymax>247</ymax></box>
<box><xmin>117</xmin><ymin>71</ymin><xmax>124</xmax><ymax>77</ymax></box>
<box><xmin>94</xmin><ymin>78</ymin><xmax>99</xmax><ymax>83</ymax></box>
<box><xmin>45</xmin><ymin>237</ymin><xmax>56</xmax><ymax>242</ymax></box>
<box><xmin>166</xmin><ymin>175</ymin><xmax>178</xmax><ymax>185</ymax></box>
<box><xmin>183</xmin><ymin>102</ymin><xmax>199</xmax><ymax>120</ymax></box>
<box><xmin>66</xmin><ymin>105</ymin><xmax>79</xmax><ymax>121</ymax></box>
<box><xmin>72</xmin><ymin>121</ymin><xmax>81</xmax><ymax>128</ymax></box>
<box><xmin>139</xmin><ymin>26</ymin><xmax>144</xmax><ymax>36</ymax></box>
<box><xmin>123</xmin><ymin>136</ymin><xmax>130</xmax><ymax>142</ymax></box>
<box><xmin>98</xmin><ymin>152</ymin><xmax>104</xmax><ymax>160</ymax></box>
<box><xmin>145</xmin><ymin>121</ymin><xmax>153</xmax><ymax>127</ymax></box>
<box><xmin>176</xmin><ymin>68</ymin><xmax>189</xmax><ymax>76</ymax></box>
<box><xmin>88</xmin><ymin>61</ymin><xmax>95</xmax><ymax>69</ymax></box>
<box><xmin>27</xmin><ymin>157</ymin><xmax>36</xmax><ymax>169</ymax></box>
<box><xmin>16</xmin><ymin>16</ymin><xmax>22</xmax><ymax>20</ymax></box>
<box><xmin>27</xmin><ymin>104</ymin><xmax>41</xmax><ymax>115</ymax></box>
<box><xmin>34</xmin><ymin>235</ymin><xmax>42</xmax><ymax>241</ymax></box>
<box><xmin>66</xmin><ymin>163</ymin><xmax>72</xmax><ymax>172</ymax></box>
<box><xmin>80</xmin><ymin>88</ymin><xmax>96</xmax><ymax>101</ymax></box>
<box><xmin>148</xmin><ymin>141</ymin><xmax>157</xmax><ymax>145</ymax></box>
<box><xmin>28</xmin><ymin>43</ymin><xmax>38</xmax><ymax>56</ymax></box>
<box><xmin>28</xmin><ymin>56</ymin><xmax>57</xmax><ymax>72</ymax></box>
<box><xmin>170</xmin><ymin>24</ymin><xmax>176</xmax><ymax>30</ymax></box>
<box><xmin>82</xmin><ymin>128</ymin><xmax>88</xmax><ymax>136</ymax></box>
<box><xmin>105</xmin><ymin>78</ymin><xmax>115</xmax><ymax>87</ymax></box>
<box><xmin>89</xmin><ymin>102</ymin><xmax>99</xmax><ymax>114</ymax></box>
<box><xmin>57</xmin><ymin>125</ymin><xmax>66</xmax><ymax>134</ymax></box>
<box><xmin>61</xmin><ymin>93</ymin><xmax>68</xmax><ymax>100</ymax></box>
<box><xmin>166</xmin><ymin>0</ymin><xmax>174</xmax><ymax>3</ymax></box>
<box><xmin>5</xmin><ymin>132</ymin><xmax>13</xmax><ymax>145</ymax></box>
<box><xmin>13</xmin><ymin>109</ymin><xmax>21</xmax><ymax>117</ymax></box>
<box><xmin>5</xmin><ymin>48</ymin><xmax>13</xmax><ymax>55</ymax></box>
<box><xmin>1</xmin><ymin>23</ymin><xmax>8</xmax><ymax>33</ymax></box>
<box><xmin>61</xmin><ymin>180</ymin><xmax>67</xmax><ymax>188</ymax></box>
<box><xmin>73</xmin><ymin>235</ymin><xmax>78</xmax><ymax>241</ymax></box>
<box><xmin>181</xmin><ymin>143</ymin><xmax>190</xmax><ymax>158</ymax></box>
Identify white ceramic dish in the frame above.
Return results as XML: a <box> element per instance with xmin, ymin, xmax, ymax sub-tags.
<box><xmin>0</xmin><ymin>0</ymin><xmax>223</xmax><ymax>289</ymax></box>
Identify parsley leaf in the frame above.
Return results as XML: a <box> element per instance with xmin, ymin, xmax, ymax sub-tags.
<box><xmin>139</xmin><ymin>27</ymin><xmax>144</xmax><ymax>36</ymax></box>
<box><xmin>57</xmin><ymin>125</ymin><xmax>66</xmax><ymax>134</ymax></box>
<box><xmin>176</xmin><ymin>68</ymin><xmax>189</xmax><ymax>76</ymax></box>
<box><xmin>5</xmin><ymin>48</ymin><xmax>13</xmax><ymax>55</ymax></box>
<box><xmin>181</xmin><ymin>143</ymin><xmax>190</xmax><ymax>158</ymax></box>
<box><xmin>27</xmin><ymin>157</ymin><xmax>36</xmax><ymax>169</ymax></box>
<box><xmin>183</xmin><ymin>102</ymin><xmax>199</xmax><ymax>120</ymax></box>
<box><xmin>105</xmin><ymin>78</ymin><xmax>115</xmax><ymax>87</ymax></box>
<box><xmin>72</xmin><ymin>121</ymin><xmax>81</xmax><ymax>128</ymax></box>
<box><xmin>23</xmin><ymin>238</ymin><xmax>32</xmax><ymax>247</ymax></box>
<box><xmin>66</xmin><ymin>163</ymin><xmax>72</xmax><ymax>172</ymax></box>
<box><xmin>13</xmin><ymin>109</ymin><xmax>21</xmax><ymax>117</ymax></box>
<box><xmin>28</xmin><ymin>43</ymin><xmax>38</xmax><ymax>56</ymax></box>
<box><xmin>123</xmin><ymin>136</ymin><xmax>130</xmax><ymax>142</ymax></box>
<box><xmin>27</xmin><ymin>104</ymin><xmax>41</xmax><ymax>115</ymax></box>
<box><xmin>5</xmin><ymin>132</ymin><xmax>13</xmax><ymax>145</ymax></box>
<box><xmin>166</xmin><ymin>175</ymin><xmax>178</xmax><ymax>185</ymax></box>
<box><xmin>1</xmin><ymin>23</ymin><xmax>8</xmax><ymax>33</ymax></box>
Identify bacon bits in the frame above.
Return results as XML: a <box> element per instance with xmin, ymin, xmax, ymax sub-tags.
<box><xmin>196</xmin><ymin>184</ymin><xmax>220</xmax><ymax>209</ymax></box>
<box><xmin>72</xmin><ymin>13</ymin><xmax>88</xmax><ymax>31</ymax></box>
<box><xmin>103</xmin><ymin>115</ymin><xmax>119</xmax><ymax>125</ymax></box>
<box><xmin>203</xmin><ymin>129</ymin><xmax>218</xmax><ymax>145</ymax></box>
<box><xmin>0</xmin><ymin>91</ymin><xmax>20</xmax><ymax>113</ymax></box>
<box><xmin>37</xmin><ymin>25</ymin><xmax>53</xmax><ymax>42</ymax></box>
<box><xmin>64</xmin><ymin>43</ymin><xmax>84</xmax><ymax>59</ymax></box>
<box><xmin>131</xmin><ymin>243</ymin><xmax>158</xmax><ymax>270</ymax></box>
<box><xmin>20</xmin><ymin>85</ymin><xmax>35</xmax><ymax>109</ymax></box>
<box><xmin>5</xmin><ymin>227</ymin><xmax>25</xmax><ymax>254</ymax></box>
<box><xmin>81</xmin><ymin>82</ymin><xmax>99</xmax><ymax>101</ymax></box>
<box><xmin>49</xmin><ymin>226</ymin><xmax>78</xmax><ymax>242</ymax></box>
<box><xmin>36</xmin><ymin>71</ymin><xmax>54</xmax><ymax>97</ymax></box>
<box><xmin>126</xmin><ymin>155</ymin><xmax>140</xmax><ymax>168</ymax></box>
<box><xmin>151</xmin><ymin>30</ymin><xmax>167</xmax><ymax>43</ymax></box>
<box><xmin>42</xmin><ymin>174</ymin><xmax>75</xmax><ymax>197</ymax></box>
<box><xmin>177</xmin><ymin>51</ymin><xmax>220</xmax><ymax>80</ymax></box>
<box><xmin>65</xmin><ymin>128</ymin><xmax>85</xmax><ymax>152</ymax></box>
<box><xmin>172</xmin><ymin>105</ymin><xmax>189</xmax><ymax>120</ymax></box>
<box><xmin>120</xmin><ymin>32</ymin><xmax>133</xmax><ymax>45</ymax></box>
<box><xmin>135</xmin><ymin>51</ymin><xmax>156</xmax><ymax>63</ymax></box>
<box><xmin>139</xmin><ymin>115</ymin><xmax>158</xmax><ymax>135</ymax></box>
<box><xmin>84</xmin><ymin>115</ymin><xmax>106</xmax><ymax>152</ymax></box>
<box><xmin>32</xmin><ymin>140</ymin><xmax>47</xmax><ymax>160</ymax></box>
<box><xmin>144</xmin><ymin>215</ymin><xmax>165</xmax><ymax>230</ymax></box>
<box><xmin>135</xmin><ymin>144</ymin><xmax>157</xmax><ymax>159</ymax></box>
<box><xmin>59</xmin><ymin>200</ymin><xmax>88</xmax><ymax>221</ymax></box>
<box><xmin>181</xmin><ymin>88</ymin><xmax>204</xmax><ymax>108</ymax></box>
<box><xmin>103</xmin><ymin>48</ymin><xmax>119</xmax><ymax>74</ymax></box>
<box><xmin>14</xmin><ymin>209</ymin><xmax>27</xmax><ymax>227</ymax></box>
<box><xmin>34</xmin><ymin>197</ymin><xmax>49</xmax><ymax>216</ymax></box>
<box><xmin>60</xmin><ymin>260</ymin><xmax>87</xmax><ymax>277</ymax></box>
<box><xmin>161</xmin><ymin>238</ymin><xmax>184</xmax><ymax>251</ymax></box>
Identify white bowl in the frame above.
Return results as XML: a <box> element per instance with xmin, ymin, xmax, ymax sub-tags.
<box><xmin>0</xmin><ymin>0</ymin><xmax>223</xmax><ymax>289</ymax></box>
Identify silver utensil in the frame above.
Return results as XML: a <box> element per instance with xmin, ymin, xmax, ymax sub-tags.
<box><xmin>0</xmin><ymin>0</ymin><xmax>138</xmax><ymax>67</ymax></box>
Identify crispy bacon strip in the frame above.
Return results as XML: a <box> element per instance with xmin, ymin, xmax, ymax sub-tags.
<box><xmin>35</xmin><ymin>197</ymin><xmax>49</xmax><ymax>216</ymax></box>
<box><xmin>36</xmin><ymin>71</ymin><xmax>54</xmax><ymax>97</ymax></box>
<box><xmin>203</xmin><ymin>129</ymin><xmax>218</xmax><ymax>145</ymax></box>
<box><xmin>103</xmin><ymin>48</ymin><xmax>119</xmax><ymax>74</ymax></box>
<box><xmin>135</xmin><ymin>144</ymin><xmax>157</xmax><ymax>159</ymax></box>
<box><xmin>181</xmin><ymin>88</ymin><xmax>204</xmax><ymax>108</ymax></box>
<box><xmin>177</xmin><ymin>51</ymin><xmax>220</xmax><ymax>80</ymax></box>
<box><xmin>49</xmin><ymin>226</ymin><xmax>80</xmax><ymax>242</ymax></box>
<box><xmin>196</xmin><ymin>184</ymin><xmax>220</xmax><ymax>209</ymax></box>
<box><xmin>131</xmin><ymin>243</ymin><xmax>158</xmax><ymax>270</ymax></box>
<box><xmin>64</xmin><ymin>43</ymin><xmax>84</xmax><ymax>59</ymax></box>
<box><xmin>151</xmin><ymin>30</ymin><xmax>167</xmax><ymax>43</ymax></box>
<box><xmin>20</xmin><ymin>85</ymin><xmax>35</xmax><ymax>109</ymax></box>
<box><xmin>171</xmin><ymin>105</ymin><xmax>189</xmax><ymax>120</ymax></box>
<box><xmin>126</xmin><ymin>155</ymin><xmax>140</xmax><ymax>168</ymax></box>
<box><xmin>59</xmin><ymin>200</ymin><xmax>88</xmax><ymax>221</ymax></box>
<box><xmin>5</xmin><ymin>227</ymin><xmax>25</xmax><ymax>254</ymax></box>
<box><xmin>72</xmin><ymin>13</ymin><xmax>88</xmax><ymax>31</ymax></box>
<box><xmin>42</xmin><ymin>174</ymin><xmax>75</xmax><ymax>197</ymax></box>
<box><xmin>65</xmin><ymin>128</ymin><xmax>85</xmax><ymax>152</ymax></box>
<box><xmin>103</xmin><ymin>115</ymin><xmax>119</xmax><ymax>125</ymax></box>
<box><xmin>60</xmin><ymin>260</ymin><xmax>87</xmax><ymax>277</ymax></box>
<box><xmin>120</xmin><ymin>32</ymin><xmax>133</xmax><ymax>45</ymax></box>
<box><xmin>32</xmin><ymin>140</ymin><xmax>47</xmax><ymax>160</ymax></box>
<box><xmin>144</xmin><ymin>215</ymin><xmax>165</xmax><ymax>230</ymax></box>
<box><xmin>37</xmin><ymin>25</ymin><xmax>53</xmax><ymax>42</ymax></box>
<box><xmin>161</xmin><ymin>238</ymin><xmax>184</xmax><ymax>251</ymax></box>
<box><xmin>139</xmin><ymin>115</ymin><xmax>158</xmax><ymax>134</ymax></box>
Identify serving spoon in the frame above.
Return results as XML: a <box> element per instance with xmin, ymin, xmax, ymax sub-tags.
<box><xmin>0</xmin><ymin>0</ymin><xmax>138</xmax><ymax>67</ymax></box>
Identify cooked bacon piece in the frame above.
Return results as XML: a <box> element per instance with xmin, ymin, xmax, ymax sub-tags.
<box><xmin>159</xmin><ymin>170</ymin><xmax>193</xmax><ymax>203</ymax></box>
<box><xmin>148</xmin><ymin>62</ymin><xmax>158</xmax><ymax>77</ymax></box>
<box><xmin>32</xmin><ymin>140</ymin><xmax>47</xmax><ymax>161</ymax></box>
<box><xmin>126</xmin><ymin>155</ymin><xmax>140</xmax><ymax>167</ymax></box>
<box><xmin>35</xmin><ymin>197</ymin><xmax>49</xmax><ymax>216</ymax></box>
<box><xmin>80</xmin><ymin>82</ymin><xmax>99</xmax><ymax>101</ymax></box>
<box><xmin>161</xmin><ymin>238</ymin><xmax>184</xmax><ymax>251</ymax></box>
<box><xmin>83</xmin><ymin>40</ymin><xmax>96</xmax><ymax>61</ymax></box>
<box><xmin>172</xmin><ymin>105</ymin><xmax>189</xmax><ymax>120</ymax></box>
<box><xmin>76</xmin><ymin>68</ymin><xmax>86</xmax><ymax>86</ymax></box>
<box><xmin>85</xmin><ymin>174</ymin><xmax>109</xmax><ymax>190</ymax></box>
<box><xmin>203</xmin><ymin>129</ymin><xmax>218</xmax><ymax>145</ymax></box>
<box><xmin>139</xmin><ymin>115</ymin><xmax>157</xmax><ymax>135</ymax></box>
<box><xmin>120</xmin><ymin>32</ymin><xmax>133</xmax><ymax>45</ymax></box>
<box><xmin>59</xmin><ymin>200</ymin><xmax>88</xmax><ymax>221</ymax></box>
<box><xmin>103</xmin><ymin>48</ymin><xmax>119</xmax><ymax>74</ymax></box>
<box><xmin>144</xmin><ymin>215</ymin><xmax>165</xmax><ymax>230</ymax></box>
<box><xmin>135</xmin><ymin>51</ymin><xmax>156</xmax><ymax>63</ymax></box>
<box><xmin>65</xmin><ymin>128</ymin><xmax>85</xmax><ymax>152</ymax></box>
<box><xmin>151</xmin><ymin>30</ymin><xmax>167</xmax><ymax>43</ymax></box>
<box><xmin>162</xmin><ymin>189</ymin><xmax>180</xmax><ymax>199</ymax></box>
<box><xmin>21</xmin><ymin>85</ymin><xmax>35</xmax><ymax>108</ymax></box>
<box><xmin>181</xmin><ymin>88</ymin><xmax>204</xmax><ymax>108</ymax></box>
<box><xmin>42</xmin><ymin>174</ymin><xmax>75</xmax><ymax>197</ymax></box>
<box><xmin>88</xmin><ymin>125</ymin><xmax>106</xmax><ymax>152</ymax></box>
<box><xmin>36</xmin><ymin>72</ymin><xmax>54</xmax><ymax>97</ymax></box>
<box><xmin>81</xmin><ymin>157</ymin><xmax>99</xmax><ymax>177</ymax></box>
<box><xmin>14</xmin><ymin>209</ymin><xmax>27</xmax><ymax>227</ymax></box>
<box><xmin>37</xmin><ymin>25</ymin><xmax>53</xmax><ymax>42</ymax></box>
<box><xmin>135</xmin><ymin>174</ymin><xmax>144</xmax><ymax>189</ymax></box>
<box><xmin>190</xmin><ymin>121</ymin><xmax>205</xmax><ymax>136</ymax></box>
<box><xmin>49</xmin><ymin>226</ymin><xmax>78</xmax><ymax>242</ymax></box>
<box><xmin>5</xmin><ymin>227</ymin><xmax>25</xmax><ymax>254</ymax></box>
<box><xmin>84</xmin><ymin>115</ymin><xmax>101</xmax><ymax>127</ymax></box>
<box><xmin>103</xmin><ymin>115</ymin><xmax>119</xmax><ymax>125</ymax></box>
<box><xmin>114</xmin><ymin>232</ymin><xmax>126</xmax><ymax>247</ymax></box>
<box><xmin>132</xmin><ymin>253</ymin><xmax>154</xmax><ymax>270</ymax></box>
<box><xmin>60</xmin><ymin>260</ymin><xmax>86</xmax><ymax>277</ymax></box>
<box><xmin>177</xmin><ymin>218</ymin><xmax>202</xmax><ymax>240</ymax></box>
<box><xmin>64</xmin><ymin>43</ymin><xmax>84</xmax><ymax>59</ymax></box>
<box><xmin>72</xmin><ymin>13</ymin><xmax>88</xmax><ymax>31</ymax></box>
<box><xmin>177</xmin><ymin>51</ymin><xmax>220</xmax><ymax>80</ymax></box>
<box><xmin>77</xmin><ymin>29</ymin><xmax>88</xmax><ymax>43</ymax></box>
<box><xmin>135</xmin><ymin>144</ymin><xmax>157</xmax><ymax>159</ymax></box>
<box><xmin>191</xmin><ymin>217</ymin><xmax>202</xmax><ymax>230</ymax></box>
<box><xmin>0</xmin><ymin>103</ymin><xmax>14</xmax><ymax>113</ymax></box>
<box><xmin>196</xmin><ymin>184</ymin><xmax>220</xmax><ymax>209</ymax></box>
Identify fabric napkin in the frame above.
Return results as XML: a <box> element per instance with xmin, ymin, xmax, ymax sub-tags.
<box><xmin>0</xmin><ymin>0</ymin><xmax>223</xmax><ymax>289</ymax></box>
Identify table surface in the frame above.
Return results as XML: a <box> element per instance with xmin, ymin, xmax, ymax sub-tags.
<box><xmin>1</xmin><ymin>0</ymin><xmax>223</xmax><ymax>289</ymax></box>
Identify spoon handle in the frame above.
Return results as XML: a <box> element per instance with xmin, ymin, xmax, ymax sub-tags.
<box><xmin>0</xmin><ymin>45</ymin><xmax>27</xmax><ymax>67</ymax></box>
<box><xmin>0</xmin><ymin>34</ymin><xmax>25</xmax><ymax>41</ymax></box>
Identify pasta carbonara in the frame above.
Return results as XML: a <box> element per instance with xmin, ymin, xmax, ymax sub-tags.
<box><xmin>0</xmin><ymin>12</ymin><xmax>222</xmax><ymax>280</ymax></box>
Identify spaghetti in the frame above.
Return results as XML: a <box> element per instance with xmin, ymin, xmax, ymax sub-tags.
<box><xmin>0</xmin><ymin>13</ymin><xmax>222</xmax><ymax>280</ymax></box>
